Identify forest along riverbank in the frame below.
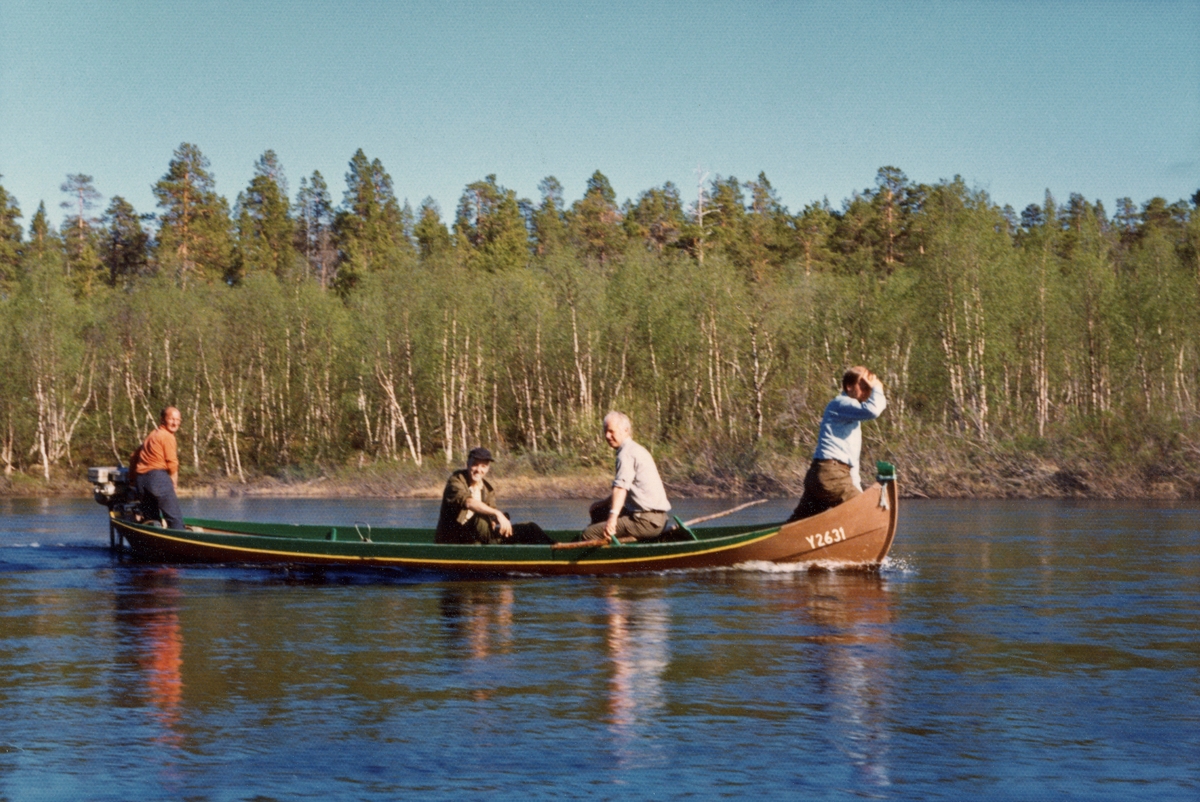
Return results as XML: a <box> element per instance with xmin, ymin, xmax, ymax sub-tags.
<box><xmin>5</xmin><ymin>437</ymin><xmax>1198</xmax><ymax>501</ymax></box>
<box><xmin>3</xmin><ymin>166</ymin><xmax>1198</xmax><ymax>511</ymax></box>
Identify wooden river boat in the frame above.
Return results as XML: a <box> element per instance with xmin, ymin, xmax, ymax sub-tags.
<box><xmin>90</xmin><ymin>463</ymin><xmax>898</xmax><ymax>576</ymax></box>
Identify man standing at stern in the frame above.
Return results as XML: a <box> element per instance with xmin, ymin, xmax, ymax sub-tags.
<box><xmin>131</xmin><ymin>406</ymin><xmax>184</xmax><ymax>530</ymax></box>
<box><xmin>788</xmin><ymin>366</ymin><xmax>887</xmax><ymax>522</ymax></box>
<box><xmin>581</xmin><ymin>412</ymin><xmax>671</xmax><ymax>542</ymax></box>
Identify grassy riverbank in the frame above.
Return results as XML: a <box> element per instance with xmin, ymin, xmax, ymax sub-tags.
<box><xmin>7</xmin><ymin>426</ymin><xmax>1198</xmax><ymax>501</ymax></box>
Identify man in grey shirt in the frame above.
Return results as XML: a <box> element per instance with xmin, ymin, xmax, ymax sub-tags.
<box><xmin>581</xmin><ymin>411</ymin><xmax>672</xmax><ymax>542</ymax></box>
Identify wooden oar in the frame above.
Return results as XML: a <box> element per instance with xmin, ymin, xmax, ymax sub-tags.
<box><xmin>549</xmin><ymin>499</ymin><xmax>769</xmax><ymax>551</ymax></box>
<box><xmin>680</xmin><ymin>498</ymin><xmax>767</xmax><ymax>527</ymax></box>
<box><xmin>551</xmin><ymin>536</ymin><xmax>637</xmax><ymax>551</ymax></box>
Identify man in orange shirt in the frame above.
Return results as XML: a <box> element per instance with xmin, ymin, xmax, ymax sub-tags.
<box><xmin>131</xmin><ymin>406</ymin><xmax>184</xmax><ymax>529</ymax></box>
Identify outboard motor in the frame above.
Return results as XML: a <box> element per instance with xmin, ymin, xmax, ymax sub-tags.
<box><xmin>90</xmin><ymin>466</ymin><xmax>143</xmax><ymax>551</ymax></box>
<box><xmin>88</xmin><ymin>466</ymin><xmax>136</xmax><ymax>512</ymax></box>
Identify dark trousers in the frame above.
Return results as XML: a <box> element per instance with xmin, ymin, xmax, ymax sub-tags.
<box><xmin>788</xmin><ymin>459</ymin><xmax>860</xmax><ymax>521</ymax></box>
<box><xmin>509</xmin><ymin>522</ymin><xmax>555</xmax><ymax>545</ymax></box>
<box><xmin>135</xmin><ymin>469</ymin><xmax>184</xmax><ymax>530</ymax></box>
<box><xmin>581</xmin><ymin>503</ymin><xmax>668</xmax><ymax>542</ymax></box>
<box><xmin>437</xmin><ymin>516</ymin><xmax>554</xmax><ymax>545</ymax></box>
<box><xmin>436</xmin><ymin>514</ymin><xmax>496</xmax><ymax>545</ymax></box>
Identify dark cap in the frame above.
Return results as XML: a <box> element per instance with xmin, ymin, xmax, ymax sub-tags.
<box><xmin>468</xmin><ymin>447</ymin><xmax>494</xmax><ymax>463</ymax></box>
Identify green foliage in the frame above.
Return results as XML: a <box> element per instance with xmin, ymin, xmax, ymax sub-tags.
<box><xmin>623</xmin><ymin>182</ymin><xmax>686</xmax><ymax>254</ymax></box>
<box><xmin>414</xmin><ymin>197</ymin><xmax>452</xmax><ymax>259</ymax></box>
<box><xmin>2</xmin><ymin>158</ymin><xmax>1199</xmax><ymax>495</ymax></box>
<box><xmin>794</xmin><ymin>200</ymin><xmax>835</xmax><ymax>276</ymax></box>
<box><xmin>532</xmin><ymin>177</ymin><xmax>568</xmax><ymax>255</ymax></box>
<box><xmin>8</xmin><ymin>246</ymin><xmax>94</xmax><ymax>477</ymax></box>
<box><xmin>58</xmin><ymin>174</ymin><xmax>104</xmax><ymax>296</ymax></box>
<box><xmin>27</xmin><ymin>202</ymin><xmax>56</xmax><ymax>255</ymax></box>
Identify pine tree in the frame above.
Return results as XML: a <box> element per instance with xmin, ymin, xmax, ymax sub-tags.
<box><xmin>568</xmin><ymin>170</ymin><xmax>623</xmax><ymax>264</ymax></box>
<box><xmin>794</xmin><ymin>200</ymin><xmax>835</xmax><ymax>276</ymax></box>
<box><xmin>703</xmin><ymin>175</ymin><xmax>746</xmax><ymax>257</ymax></box>
<box><xmin>624</xmin><ymin>182</ymin><xmax>685</xmax><ymax>253</ymax></box>
<box><xmin>333</xmin><ymin>149</ymin><xmax>412</xmax><ymax>290</ymax></box>
<box><xmin>400</xmin><ymin>199</ymin><xmax>416</xmax><ymax>252</ymax></box>
<box><xmin>59</xmin><ymin>174</ymin><xmax>101</xmax><ymax>245</ymax></box>
<box><xmin>454</xmin><ymin>174</ymin><xmax>529</xmax><ymax>272</ymax></box>
<box><xmin>532</xmin><ymin>177</ymin><xmax>568</xmax><ymax>255</ymax></box>
<box><xmin>744</xmin><ymin>172</ymin><xmax>794</xmax><ymax>279</ymax></box>
<box><xmin>294</xmin><ymin>171</ymin><xmax>336</xmax><ymax>287</ymax></box>
<box><xmin>1185</xmin><ymin>196</ymin><xmax>1200</xmax><ymax>285</ymax></box>
<box><xmin>58</xmin><ymin>174</ymin><xmax>104</xmax><ymax>295</ymax></box>
<box><xmin>99</xmin><ymin>196</ymin><xmax>149</xmax><ymax>286</ymax></box>
<box><xmin>0</xmin><ymin>177</ymin><xmax>22</xmax><ymax>288</ymax></box>
<box><xmin>28</xmin><ymin>202</ymin><xmax>58</xmax><ymax>259</ymax></box>
<box><xmin>152</xmin><ymin>143</ymin><xmax>234</xmax><ymax>286</ymax></box>
<box><xmin>871</xmin><ymin>166</ymin><xmax>911</xmax><ymax>273</ymax></box>
<box><xmin>703</xmin><ymin>174</ymin><xmax>794</xmax><ymax>279</ymax></box>
<box><xmin>235</xmin><ymin>150</ymin><xmax>297</xmax><ymax>281</ymax></box>
<box><xmin>414</xmin><ymin>198</ymin><xmax>452</xmax><ymax>259</ymax></box>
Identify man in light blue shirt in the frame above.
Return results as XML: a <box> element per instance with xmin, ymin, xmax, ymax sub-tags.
<box><xmin>789</xmin><ymin>366</ymin><xmax>887</xmax><ymax>521</ymax></box>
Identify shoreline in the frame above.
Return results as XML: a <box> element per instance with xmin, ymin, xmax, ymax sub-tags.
<box><xmin>5</xmin><ymin>454</ymin><xmax>1196</xmax><ymax>502</ymax></box>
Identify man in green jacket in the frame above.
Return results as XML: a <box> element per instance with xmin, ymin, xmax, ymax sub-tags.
<box><xmin>436</xmin><ymin>447</ymin><xmax>551</xmax><ymax>545</ymax></box>
<box><xmin>436</xmin><ymin>447</ymin><xmax>512</xmax><ymax>544</ymax></box>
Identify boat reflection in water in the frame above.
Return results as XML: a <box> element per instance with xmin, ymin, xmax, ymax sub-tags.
<box><xmin>437</xmin><ymin>583</ymin><xmax>516</xmax><ymax>701</ymax></box>
<box><xmin>601</xmin><ymin>584</ymin><xmax>670</xmax><ymax>768</ymax></box>
<box><xmin>114</xmin><ymin>568</ymin><xmax>187</xmax><ymax>749</ymax></box>
<box><xmin>787</xmin><ymin>571</ymin><xmax>896</xmax><ymax>789</ymax></box>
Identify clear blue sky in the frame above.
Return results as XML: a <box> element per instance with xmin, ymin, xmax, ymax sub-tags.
<box><xmin>1</xmin><ymin>0</ymin><xmax>1197</xmax><ymax>229</ymax></box>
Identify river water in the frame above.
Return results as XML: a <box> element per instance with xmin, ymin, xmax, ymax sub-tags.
<box><xmin>0</xmin><ymin>495</ymin><xmax>1197</xmax><ymax>800</ymax></box>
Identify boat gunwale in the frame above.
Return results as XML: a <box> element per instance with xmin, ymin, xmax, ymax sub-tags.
<box><xmin>111</xmin><ymin>513</ymin><xmax>788</xmax><ymax>567</ymax></box>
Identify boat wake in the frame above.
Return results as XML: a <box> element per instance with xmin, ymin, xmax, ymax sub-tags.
<box><xmin>878</xmin><ymin>554</ymin><xmax>914</xmax><ymax>574</ymax></box>
<box><xmin>717</xmin><ymin>554</ymin><xmax>913</xmax><ymax>576</ymax></box>
<box><xmin>730</xmin><ymin>559</ymin><xmax>883</xmax><ymax>574</ymax></box>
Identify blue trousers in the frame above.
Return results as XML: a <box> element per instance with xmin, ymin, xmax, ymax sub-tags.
<box><xmin>135</xmin><ymin>469</ymin><xmax>183</xmax><ymax>530</ymax></box>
